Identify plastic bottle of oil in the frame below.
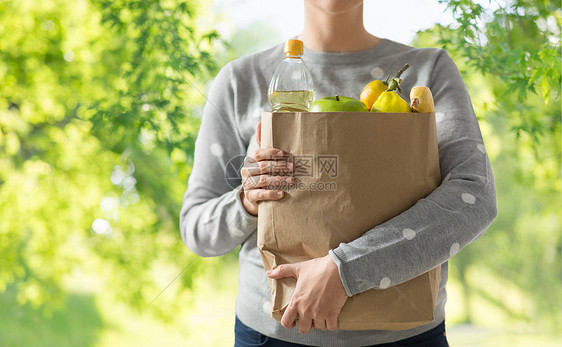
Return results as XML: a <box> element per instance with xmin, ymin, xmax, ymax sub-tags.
<box><xmin>268</xmin><ymin>39</ymin><xmax>315</xmax><ymax>112</ymax></box>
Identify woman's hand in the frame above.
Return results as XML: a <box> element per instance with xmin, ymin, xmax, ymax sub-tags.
<box><xmin>266</xmin><ymin>254</ymin><xmax>348</xmax><ymax>334</ymax></box>
<box><xmin>240</xmin><ymin>121</ymin><xmax>294</xmax><ymax>216</ymax></box>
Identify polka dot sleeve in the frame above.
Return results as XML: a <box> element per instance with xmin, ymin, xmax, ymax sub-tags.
<box><xmin>330</xmin><ymin>51</ymin><xmax>498</xmax><ymax>295</ymax></box>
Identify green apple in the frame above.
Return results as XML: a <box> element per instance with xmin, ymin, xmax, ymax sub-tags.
<box><xmin>309</xmin><ymin>95</ymin><xmax>369</xmax><ymax>112</ymax></box>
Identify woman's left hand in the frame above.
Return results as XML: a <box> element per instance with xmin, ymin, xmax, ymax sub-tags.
<box><xmin>266</xmin><ymin>254</ymin><xmax>348</xmax><ymax>334</ymax></box>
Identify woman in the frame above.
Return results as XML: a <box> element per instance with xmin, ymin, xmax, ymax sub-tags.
<box><xmin>180</xmin><ymin>0</ymin><xmax>497</xmax><ymax>346</ymax></box>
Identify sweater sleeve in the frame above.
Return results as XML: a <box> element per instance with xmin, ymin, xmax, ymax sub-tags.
<box><xmin>329</xmin><ymin>50</ymin><xmax>497</xmax><ymax>296</ymax></box>
<box><xmin>179</xmin><ymin>63</ymin><xmax>258</xmax><ymax>257</ymax></box>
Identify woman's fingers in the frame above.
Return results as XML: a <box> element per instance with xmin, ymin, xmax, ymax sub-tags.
<box><xmin>239</xmin><ymin>145</ymin><xmax>292</xmax><ymax>213</ymax></box>
<box><xmin>313</xmin><ymin>318</ymin><xmax>327</xmax><ymax>331</ymax></box>
<box><xmin>281</xmin><ymin>305</ymin><xmax>298</xmax><ymax>329</ymax></box>
<box><xmin>241</xmin><ymin>161</ymin><xmax>293</xmax><ymax>178</ymax></box>
<box><xmin>243</xmin><ymin>187</ymin><xmax>286</xmax><ymax>202</ymax></box>
<box><xmin>326</xmin><ymin>316</ymin><xmax>338</xmax><ymax>330</ymax></box>
<box><xmin>297</xmin><ymin>315</ymin><xmax>313</xmax><ymax>335</ymax></box>
<box><xmin>242</xmin><ymin>173</ymin><xmax>294</xmax><ymax>191</ymax></box>
<box><xmin>248</xmin><ymin>148</ymin><xmax>285</xmax><ymax>162</ymax></box>
<box><xmin>241</xmin><ymin>149</ymin><xmax>294</xmax><ymax>194</ymax></box>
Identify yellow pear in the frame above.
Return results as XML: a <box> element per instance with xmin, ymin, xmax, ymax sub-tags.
<box><xmin>369</xmin><ymin>63</ymin><xmax>412</xmax><ymax>113</ymax></box>
<box><xmin>371</xmin><ymin>91</ymin><xmax>412</xmax><ymax>113</ymax></box>
<box><xmin>360</xmin><ymin>64</ymin><xmax>413</xmax><ymax>111</ymax></box>
<box><xmin>410</xmin><ymin>86</ymin><xmax>435</xmax><ymax>113</ymax></box>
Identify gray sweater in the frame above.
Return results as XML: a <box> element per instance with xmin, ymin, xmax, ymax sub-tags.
<box><xmin>180</xmin><ymin>39</ymin><xmax>497</xmax><ymax>346</ymax></box>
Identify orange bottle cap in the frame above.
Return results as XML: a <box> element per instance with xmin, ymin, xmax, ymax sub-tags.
<box><xmin>284</xmin><ymin>39</ymin><xmax>304</xmax><ymax>57</ymax></box>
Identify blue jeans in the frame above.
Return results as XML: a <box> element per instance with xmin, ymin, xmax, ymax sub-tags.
<box><xmin>234</xmin><ymin>317</ymin><xmax>449</xmax><ymax>347</ymax></box>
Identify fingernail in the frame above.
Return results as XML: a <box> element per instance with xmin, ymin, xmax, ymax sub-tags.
<box><xmin>276</xmin><ymin>151</ymin><xmax>283</xmax><ymax>157</ymax></box>
<box><xmin>266</xmin><ymin>270</ymin><xmax>272</xmax><ymax>275</ymax></box>
<box><xmin>277</xmin><ymin>191</ymin><xmax>283</xmax><ymax>196</ymax></box>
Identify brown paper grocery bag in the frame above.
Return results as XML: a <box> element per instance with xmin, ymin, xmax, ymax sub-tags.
<box><xmin>257</xmin><ymin>111</ymin><xmax>442</xmax><ymax>330</ymax></box>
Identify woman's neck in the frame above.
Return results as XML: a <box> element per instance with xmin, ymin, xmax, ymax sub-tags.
<box><xmin>298</xmin><ymin>0</ymin><xmax>381</xmax><ymax>52</ymax></box>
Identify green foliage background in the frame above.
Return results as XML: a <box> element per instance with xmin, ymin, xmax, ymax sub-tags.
<box><xmin>0</xmin><ymin>0</ymin><xmax>220</xmax><ymax>322</ymax></box>
<box><xmin>0</xmin><ymin>0</ymin><xmax>560</xmax><ymax>345</ymax></box>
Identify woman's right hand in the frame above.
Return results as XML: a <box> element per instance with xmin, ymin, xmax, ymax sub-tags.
<box><xmin>240</xmin><ymin>121</ymin><xmax>294</xmax><ymax>216</ymax></box>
